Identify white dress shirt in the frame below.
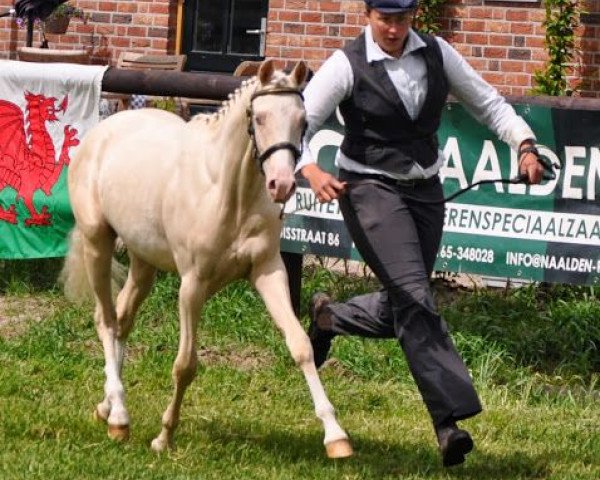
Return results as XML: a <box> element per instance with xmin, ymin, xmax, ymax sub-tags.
<box><xmin>298</xmin><ymin>26</ymin><xmax>536</xmax><ymax>180</ymax></box>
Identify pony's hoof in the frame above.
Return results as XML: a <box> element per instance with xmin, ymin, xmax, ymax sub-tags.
<box><xmin>325</xmin><ymin>438</ymin><xmax>353</xmax><ymax>459</ymax></box>
<box><xmin>93</xmin><ymin>406</ymin><xmax>109</xmax><ymax>423</ymax></box>
<box><xmin>151</xmin><ymin>437</ymin><xmax>169</xmax><ymax>453</ymax></box>
<box><xmin>108</xmin><ymin>424</ymin><xmax>130</xmax><ymax>442</ymax></box>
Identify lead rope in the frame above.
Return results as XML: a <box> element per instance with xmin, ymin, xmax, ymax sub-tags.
<box><xmin>283</xmin><ymin>153</ymin><xmax>561</xmax><ymax>216</ymax></box>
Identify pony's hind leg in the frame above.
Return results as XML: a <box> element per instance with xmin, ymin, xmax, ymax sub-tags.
<box><xmin>151</xmin><ymin>272</ymin><xmax>205</xmax><ymax>452</ymax></box>
<box><xmin>115</xmin><ymin>253</ymin><xmax>156</xmax><ymax>372</ymax></box>
<box><xmin>95</xmin><ymin>254</ymin><xmax>157</xmax><ymax>427</ymax></box>
<box><xmin>252</xmin><ymin>258</ymin><xmax>353</xmax><ymax>458</ymax></box>
<box><xmin>81</xmin><ymin>228</ymin><xmax>130</xmax><ymax>441</ymax></box>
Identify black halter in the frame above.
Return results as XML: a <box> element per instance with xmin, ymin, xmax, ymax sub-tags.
<box><xmin>247</xmin><ymin>87</ymin><xmax>306</xmax><ymax>172</ymax></box>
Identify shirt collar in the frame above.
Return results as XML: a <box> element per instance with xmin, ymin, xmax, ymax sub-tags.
<box><xmin>364</xmin><ymin>25</ymin><xmax>426</xmax><ymax>63</ymax></box>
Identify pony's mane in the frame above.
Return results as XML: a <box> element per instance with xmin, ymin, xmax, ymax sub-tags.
<box><xmin>189</xmin><ymin>69</ymin><xmax>295</xmax><ymax>126</ymax></box>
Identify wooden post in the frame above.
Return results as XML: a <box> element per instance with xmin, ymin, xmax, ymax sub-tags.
<box><xmin>281</xmin><ymin>252</ymin><xmax>303</xmax><ymax>317</ymax></box>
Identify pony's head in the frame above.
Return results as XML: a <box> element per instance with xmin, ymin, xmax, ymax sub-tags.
<box><xmin>248</xmin><ymin>60</ymin><xmax>308</xmax><ymax>203</ymax></box>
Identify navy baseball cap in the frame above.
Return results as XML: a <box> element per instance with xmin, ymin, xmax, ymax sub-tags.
<box><xmin>365</xmin><ymin>0</ymin><xmax>418</xmax><ymax>13</ymax></box>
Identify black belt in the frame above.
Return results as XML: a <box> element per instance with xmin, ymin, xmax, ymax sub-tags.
<box><xmin>340</xmin><ymin>170</ymin><xmax>440</xmax><ymax>188</ymax></box>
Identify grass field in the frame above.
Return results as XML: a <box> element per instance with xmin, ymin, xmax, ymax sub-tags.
<box><xmin>0</xmin><ymin>260</ymin><xmax>598</xmax><ymax>479</ymax></box>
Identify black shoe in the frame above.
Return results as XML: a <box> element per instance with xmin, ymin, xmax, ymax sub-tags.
<box><xmin>308</xmin><ymin>292</ymin><xmax>335</xmax><ymax>369</ymax></box>
<box><xmin>436</xmin><ymin>421</ymin><xmax>474</xmax><ymax>467</ymax></box>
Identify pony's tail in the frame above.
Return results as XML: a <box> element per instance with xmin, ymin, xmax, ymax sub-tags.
<box><xmin>59</xmin><ymin>227</ymin><xmax>128</xmax><ymax>303</ymax></box>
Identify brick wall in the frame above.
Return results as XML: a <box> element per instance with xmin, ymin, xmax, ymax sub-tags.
<box><xmin>0</xmin><ymin>0</ymin><xmax>177</xmax><ymax>65</ymax></box>
<box><xmin>0</xmin><ymin>0</ymin><xmax>598</xmax><ymax>97</ymax></box>
<box><xmin>268</xmin><ymin>0</ymin><xmax>600</xmax><ymax>98</ymax></box>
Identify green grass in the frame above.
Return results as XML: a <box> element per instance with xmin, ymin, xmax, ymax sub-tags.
<box><xmin>0</xmin><ymin>264</ymin><xmax>598</xmax><ymax>479</ymax></box>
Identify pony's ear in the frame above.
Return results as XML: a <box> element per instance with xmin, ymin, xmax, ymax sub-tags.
<box><xmin>258</xmin><ymin>59</ymin><xmax>275</xmax><ymax>85</ymax></box>
<box><xmin>290</xmin><ymin>61</ymin><xmax>309</xmax><ymax>87</ymax></box>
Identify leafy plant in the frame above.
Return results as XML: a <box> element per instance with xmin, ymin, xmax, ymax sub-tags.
<box><xmin>150</xmin><ymin>97</ymin><xmax>179</xmax><ymax>113</ymax></box>
<box><xmin>414</xmin><ymin>0</ymin><xmax>447</xmax><ymax>34</ymax></box>
<box><xmin>532</xmin><ymin>0</ymin><xmax>582</xmax><ymax>96</ymax></box>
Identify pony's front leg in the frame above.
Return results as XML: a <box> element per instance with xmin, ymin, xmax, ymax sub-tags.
<box><xmin>151</xmin><ymin>273</ymin><xmax>204</xmax><ymax>452</ymax></box>
<box><xmin>252</xmin><ymin>257</ymin><xmax>353</xmax><ymax>459</ymax></box>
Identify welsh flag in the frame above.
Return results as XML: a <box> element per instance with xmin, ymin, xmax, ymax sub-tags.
<box><xmin>0</xmin><ymin>60</ymin><xmax>106</xmax><ymax>258</ymax></box>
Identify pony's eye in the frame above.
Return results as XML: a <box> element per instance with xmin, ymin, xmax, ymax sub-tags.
<box><xmin>254</xmin><ymin>113</ymin><xmax>265</xmax><ymax>126</ymax></box>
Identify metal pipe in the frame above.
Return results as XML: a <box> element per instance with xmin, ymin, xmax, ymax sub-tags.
<box><xmin>102</xmin><ymin>67</ymin><xmax>245</xmax><ymax>100</ymax></box>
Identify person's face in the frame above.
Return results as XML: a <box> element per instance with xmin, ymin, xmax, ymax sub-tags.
<box><xmin>366</xmin><ymin>8</ymin><xmax>414</xmax><ymax>58</ymax></box>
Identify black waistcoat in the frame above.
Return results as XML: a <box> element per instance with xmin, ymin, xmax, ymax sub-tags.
<box><xmin>339</xmin><ymin>32</ymin><xmax>449</xmax><ymax>174</ymax></box>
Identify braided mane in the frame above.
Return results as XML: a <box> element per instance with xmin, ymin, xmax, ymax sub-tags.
<box><xmin>190</xmin><ymin>69</ymin><xmax>294</xmax><ymax>126</ymax></box>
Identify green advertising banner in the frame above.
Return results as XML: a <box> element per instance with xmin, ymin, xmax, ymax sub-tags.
<box><xmin>281</xmin><ymin>103</ymin><xmax>600</xmax><ymax>285</ymax></box>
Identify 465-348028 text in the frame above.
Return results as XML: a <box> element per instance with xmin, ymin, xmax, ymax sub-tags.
<box><xmin>438</xmin><ymin>245</ymin><xmax>495</xmax><ymax>263</ymax></box>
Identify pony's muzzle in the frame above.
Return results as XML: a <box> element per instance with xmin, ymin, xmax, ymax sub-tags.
<box><xmin>268</xmin><ymin>177</ymin><xmax>296</xmax><ymax>203</ymax></box>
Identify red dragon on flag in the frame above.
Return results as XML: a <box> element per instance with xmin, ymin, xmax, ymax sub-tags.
<box><xmin>0</xmin><ymin>92</ymin><xmax>79</xmax><ymax>226</ymax></box>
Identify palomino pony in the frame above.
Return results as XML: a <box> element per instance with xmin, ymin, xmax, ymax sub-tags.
<box><xmin>61</xmin><ymin>60</ymin><xmax>352</xmax><ymax>458</ymax></box>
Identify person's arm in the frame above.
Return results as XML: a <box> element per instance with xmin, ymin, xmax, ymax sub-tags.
<box><xmin>439</xmin><ymin>37</ymin><xmax>544</xmax><ymax>184</ymax></box>
<box><xmin>298</xmin><ymin>51</ymin><xmax>353</xmax><ymax>202</ymax></box>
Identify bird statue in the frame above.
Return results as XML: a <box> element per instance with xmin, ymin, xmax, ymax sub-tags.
<box><xmin>14</xmin><ymin>0</ymin><xmax>69</xmax><ymax>21</ymax></box>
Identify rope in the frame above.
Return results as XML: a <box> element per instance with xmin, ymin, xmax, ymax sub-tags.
<box><xmin>283</xmin><ymin>154</ymin><xmax>561</xmax><ymax>215</ymax></box>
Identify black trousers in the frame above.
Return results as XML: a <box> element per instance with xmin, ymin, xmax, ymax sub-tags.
<box><xmin>328</xmin><ymin>170</ymin><xmax>482</xmax><ymax>426</ymax></box>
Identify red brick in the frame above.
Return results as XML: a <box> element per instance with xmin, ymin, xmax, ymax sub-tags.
<box><xmin>148</xmin><ymin>4</ymin><xmax>169</xmax><ymax>15</ymax></box>
<box><xmin>483</xmin><ymin>47</ymin><xmax>507</xmax><ymax>59</ymax></box>
<box><xmin>322</xmin><ymin>37</ymin><xmax>344</xmax><ymax>49</ymax></box>
<box><xmin>487</xmin><ymin>21</ymin><xmax>510</xmax><ymax>34</ymax></box>
<box><xmin>467</xmin><ymin>58</ymin><xmax>486</xmax><ymax>70</ymax></box>
<box><xmin>323</xmin><ymin>13</ymin><xmax>345</xmax><ymax>24</ymax></box>
<box><xmin>111</xmin><ymin>36</ymin><xmax>131</xmax><ymax>47</ymax></box>
<box><xmin>302</xmin><ymin>48</ymin><xmax>328</xmax><ymax>60</ymax></box>
<box><xmin>506</xmin><ymin>10</ymin><xmax>529</xmax><ymax>22</ymax></box>
<box><xmin>279</xmin><ymin>11</ymin><xmax>300</xmax><ymax>22</ymax></box>
<box><xmin>468</xmin><ymin>7</ymin><xmax>488</xmax><ymax>19</ymax></box>
<box><xmin>505</xmin><ymin>73</ymin><xmax>530</xmax><ymax>86</ymax></box>
<box><xmin>268</xmin><ymin>34</ymin><xmax>287</xmax><ymax>46</ymax></box>
<box><xmin>98</xmin><ymin>2</ymin><xmax>117</xmax><ymax>13</ymax></box>
<box><xmin>269</xmin><ymin>22</ymin><xmax>283</xmax><ymax>33</ymax></box>
<box><xmin>285</xmin><ymin>1</ymin><xmax>310</xmax><ymax>10</ymax></box>
<box><xmin>289</xmin><ymin>36</ymin><xmax>321</xmax><ymax>48</ymax></box>
<box><xmin>511</xmin><ymin>23</ymin><xmax>534</xmax><ymax>35</ymax></box>
<box><xmin>316</xmin><ymin>1</ymin><xmax>342</xmax><ymax>12</ymax></box>
<box><xmin>466</xmin><ymin>33</ymin><xmax>488</xmax><ymax>45</ymax></box>
<box><xmin>489</xmin><ymin>34</ymin><xmax>512</xmax><ymax>46</ymax></box>
<box><xmin>339</xmin><ymin>26</ymin><xmax>363</xmax><ymax>37</ymax></box>
<box><xmin>283</xmin><ymin>23</ymin><xmax>305</xmax><ymax>34</ymax></box>
<box><xmin>340</xmin><ymin>1</ymin><xmax>364</xmax><ymax>14</ymax></box>
<box><xmin>499</xmin><ymin>60</ymin><xmax>524</xmax><ymax>72</ymax></box>
<box><xmin>482</xmin><ymin>72</ymin><xmax>505</xmax><ymax>84</ymax></box>
<box><xmin>132</xmin><ymin>38</ymin><xmax>151</xmax><ymax>48</ymax></box>
<box><xmin>118</xmin><ymin>4</ymin><xmax>138</xmax><ymax>14</ymax></box>
<box><xmin>306</xmin><ymin>25</ymin><xmax>327</xmax><ymax>36</ymax></box>
<box><xmin>462</xmin><ymin>20</ymin><xmax>486</xmax><ymax>31</ymax></box>
<box><xmin>300</xmin><ymin>12</ymin><xmax>322</xmax><ymax>23</ymax></box>
<box><xmin>525</xmin><ymin>37</ymin><xmax>545</xmax><ymax>49</ymax></box>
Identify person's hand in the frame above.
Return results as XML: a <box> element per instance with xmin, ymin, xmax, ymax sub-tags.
<box><xmin>301</xmin><ymin>163</ymin><xmax>347</xmax><ymax>202</ymax></box>
<box><xmin>518</xmin><ymin>141</ymin><xmax>544</xmax><ymax>185</ymax></box>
